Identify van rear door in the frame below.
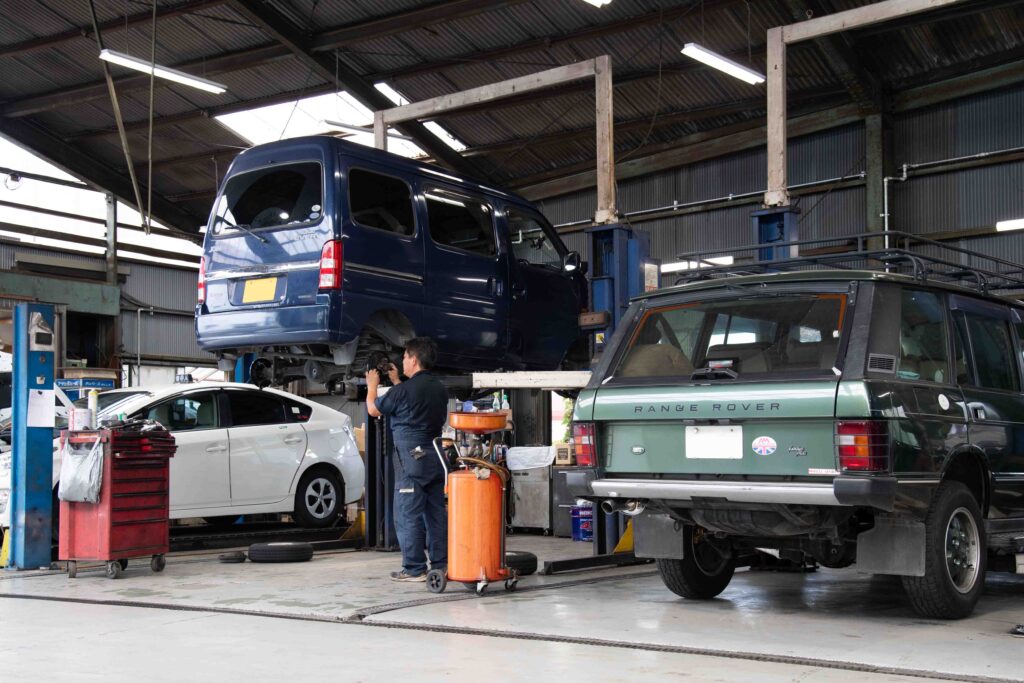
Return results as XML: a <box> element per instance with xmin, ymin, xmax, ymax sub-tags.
<box><xmin>202</xmin><ymin>153</ymin><xmax>333</xmax><ymax>319</ymax></box>
<box><xmin>421</xmin><ymin>185</ymin><xmax>507</xmax><ymax>363</ymax></box>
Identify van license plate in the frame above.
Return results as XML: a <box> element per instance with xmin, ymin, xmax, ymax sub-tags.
<box><xmin>242</xmin><ymin>277</ymin><xmax>278</xmax><ymax>303</ymax></box>
<box><xmin>685</xmin><ymin>426</ymin><xmax>742</xmax><ymax>459</ymax></box>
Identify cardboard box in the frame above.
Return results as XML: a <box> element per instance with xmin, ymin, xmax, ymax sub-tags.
<box><xmin>63</xmin><ymin>368</ymin><xmax>119</xmax><ymax>381</ymax></box>
<box><xmin>553</xmin><ymin>442</ymin><xmax>575</xmax><ymax>466</ymax></box>
<box><xmin>353</xmin><ymin>423</ymin><xmax>366</xmax><ymax>457</ymax></box>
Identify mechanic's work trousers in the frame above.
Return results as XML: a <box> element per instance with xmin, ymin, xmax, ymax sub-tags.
<box><xmin>392</xmin><ymin>439</ymin><xmax>447</xmax><ymax>575</ymax></box>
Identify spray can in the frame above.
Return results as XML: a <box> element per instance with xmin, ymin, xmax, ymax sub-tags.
<box><xmin>87</xmin><ymin>389</ymin><xmax>100</xmax><ymax>429</ymax></box>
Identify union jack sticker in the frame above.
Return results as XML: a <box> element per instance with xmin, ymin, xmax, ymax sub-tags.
<box><xmin>751</xmin><ymin>436</ymin><xmax>777</xmax><ymax>456</ymax></box>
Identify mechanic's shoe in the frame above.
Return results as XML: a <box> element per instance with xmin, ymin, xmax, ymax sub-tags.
<box><xmin>1011</xmin><ymin>625</ymin><xmax>1024</xmax><ymax>638</ymax></box>
<box><xmin>390</xmin><ymin>570</ymin><xmax>427</xmax><ymax>582</ymax></box>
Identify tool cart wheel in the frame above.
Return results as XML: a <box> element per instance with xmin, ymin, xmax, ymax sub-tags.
<box><xmin>151</xmin><ymin>555</ymin><xmax>166</xmax><ymax>573</ymax></box>
<box><xmin>426</xmin><ymin>569</ymin><xmax>447</xmax><ymax>594</ymax></box>
<box><xmin>119</xmin><ymin>559</ymin><xmax>129</xmax><ymax>571</ymax></box>
<box><xmin>67</xmin><ymin>561</ymin><xmax>77</xmax><ymax>579</ymax></box>
<box><xmin>504</xmin><ymin>577</ymin><xmax>518</xmax><ymax>592</ymax></box>
<box><xmin>105</xmin><ymin>560</ymin><xmax>123</xmax><ymax>579</ymax></box>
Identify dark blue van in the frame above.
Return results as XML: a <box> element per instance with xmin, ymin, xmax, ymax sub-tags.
<box><xmin>195</xmin><ymin>136</ymin><xmax>587</xmax><ymax>387</ymax></box>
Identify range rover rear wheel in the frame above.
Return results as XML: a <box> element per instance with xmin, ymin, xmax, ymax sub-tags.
<box><xmin>657</xmin><ymin>525</ymin><xmax>735</xmax><ymax>600</ymax></box>
<box><xmin>901</xmin><ymin>480</ymin><xmax>985</xmax><ymax>619</ymax></box>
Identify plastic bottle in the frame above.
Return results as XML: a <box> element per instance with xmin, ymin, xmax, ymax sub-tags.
<box><xmin>501</xmin><ymin>392</ymin><xmax>510</xmax><ymax>410</ymax></box>
<box><xmin>491</xmin><ymin>393</ymin><xmax>500</xmax><ymax>411</ymax></box>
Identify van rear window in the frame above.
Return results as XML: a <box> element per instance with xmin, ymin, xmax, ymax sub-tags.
<box><xmin>212</xmin><ymin>162</ymin><xmax>323</xmax><ymax>234</ymax></box>
<box><xmin>615</xmin><ymin>293</ymin><xmax>846</xmax><ymax>380</ymax></box>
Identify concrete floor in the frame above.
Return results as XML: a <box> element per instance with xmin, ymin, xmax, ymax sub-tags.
<box><xmin>1</xmin><ymin>535</ymin><xmax>1022</xmax><ymax>682</ymax></box>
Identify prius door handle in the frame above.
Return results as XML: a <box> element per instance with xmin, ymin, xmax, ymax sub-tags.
<box><xmin>283</xmin><ymin>436</ymin><xmax>304</xmax><ymax>445</ymax></box>
<box><xmin>206</xmin><ymin>445</ymin><xmax>227</xmax><ymax>453</ymax></box>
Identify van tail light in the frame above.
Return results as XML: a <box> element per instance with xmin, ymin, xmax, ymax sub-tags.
<box><xmin>197</xmin><ymin>257</ymin><xmax>206</xmax><ymax>304</ymax></box>
<box><xmin>319</xmin><ymin>240</ymin><xmax>343</xmax><ymax>290</ymax></box>
<box><xmin>836</xmin><ymin>420</ymin><xmax>889</xmax><ymax>472</ymax></box>
<box><xmin>573</xmin><ymin>422</ymin><xmax>597</xmax><ymax>466</ymax></box>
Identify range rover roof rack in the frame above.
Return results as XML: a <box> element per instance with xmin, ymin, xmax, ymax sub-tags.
<box><xmin>673</xmin><ymin>230</ymin><xmax>1024</xmax><ymax>296</ymax></box>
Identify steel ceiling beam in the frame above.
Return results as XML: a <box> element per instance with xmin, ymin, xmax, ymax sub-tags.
<box><xmin>374</xmin><ymin>0</ymin><xmax>744</xmax><ymax>81</ymax></box>
<box><xmin>0</xmin><ymin>0</ymin><xmax>231</xmax><ymax>58</ymax></box>
<box><xmin>227</xmin><ymin>0</ymin><xmax>473</xmax><ymax>174</ymax></box>
<box><xmin>0</xmin><ymin>118</ymin><xmax>204</xmax><ymax>237</ymax></box>
<box><xmin>310</xmin><ymin>0</ymin><xmax>531</xmax><ymax>52</ymax></box>
<box><xmin>784</xmin><ymin>0</ymin><xmax>881</xmax><ymax>110</ymax></box>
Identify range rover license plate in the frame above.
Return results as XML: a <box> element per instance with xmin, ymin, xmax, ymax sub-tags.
<box><xmin>685</xmin><ymin>425</ymin><xmax>742</xmax><ymax>459</ymax></box>
<box><xmin>242</xmin><ymin>277</ymin><xmax>278</xmax><ymax>303</ymax></box>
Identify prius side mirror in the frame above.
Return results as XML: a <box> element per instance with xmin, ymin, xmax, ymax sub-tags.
<box><xmin>563</xmin><ymin>251</ymin><xmax>582</xmax><ymax>273</ymax></box>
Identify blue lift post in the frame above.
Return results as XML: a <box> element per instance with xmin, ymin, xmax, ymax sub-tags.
<box><xmin>584</xmin><ymin>223</ymin><xmax>659</xmax><ymax>556</ymax></box>
<box><xmin>8</xmin><ymin>303</ymin><xmax>57</xmax><ymax>570</ymax></box>
<box><xmin>752</xmin><ymin>206</ymin><xmax>801</xmax><ymax>262</ymax></box>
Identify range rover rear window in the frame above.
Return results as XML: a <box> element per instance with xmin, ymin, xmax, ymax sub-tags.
<box><xmin>614</xmin><ymin>293</ymin><xmax>847</xmax><ymax>380</ymax></box>
<box><xmin>212</xmin><ymin>162</ymin><xmax>323</xmax><ymax>235</ymax></box>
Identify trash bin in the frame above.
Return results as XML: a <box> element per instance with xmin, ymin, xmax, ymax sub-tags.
<box><xmin>58</xmin><ymin>425</ymin><xmax>175</xmax><ymax>579</ymax></box>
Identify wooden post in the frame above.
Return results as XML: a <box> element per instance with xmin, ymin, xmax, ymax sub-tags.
<box><xmin>764</xmin><ymin>28</ymin><xmax>788</xmax><ymax>207</ymax></box>
<box><xmin>594</xmin><ymin>55</ymin><xmax>617</xmax><ymax>224</ymax></box>
<box><xmin>373</xmin><ymin>111</ymin><xmax>387</xmax><ymax>151</ymax></box>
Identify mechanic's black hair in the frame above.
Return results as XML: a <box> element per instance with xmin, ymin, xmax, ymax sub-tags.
<box><xmin>404</xmin><ymin>336</ymin><xmax>438</xmax><ymax>370</ymax></box>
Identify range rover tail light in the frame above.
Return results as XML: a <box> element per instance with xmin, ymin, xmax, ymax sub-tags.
<box><xmin>836</xmin><ymin>420</ymin><xmax>889</xmax><ymax>472</ymax></box>
<box><xmin>197</xmin><ymin>257</ymin><xmax>206</xmax><ymax>304</ymax></box>
<box><xmin>319</xmin><ymin>240</ymin><xmax>343</xmax><ymax>290</ymax></box>
<box><xmin>573</xmin><ymin>422</ymin><xmax>597</xmax><ymax>466</ymax></box>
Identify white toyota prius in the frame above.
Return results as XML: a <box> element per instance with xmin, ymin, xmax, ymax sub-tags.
<box><xmin>0</xmin><ymin>382</ymin><xmax>364</xmax><ymax>529</ymax></box>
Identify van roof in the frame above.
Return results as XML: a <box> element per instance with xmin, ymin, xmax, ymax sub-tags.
<box><xmin>232</xmin><ymin>135</ymin><xmax>532</xmax><ymax>206</ymax></box>
<box><xmin>645</xmin><ymin>269</ymin><xmax>1024</xmax><ymax>305</ymax></box>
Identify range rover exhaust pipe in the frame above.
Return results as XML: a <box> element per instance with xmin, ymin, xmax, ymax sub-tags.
<box><xmin>601</xmin><ymin>499</ymin><xmax>645</xmax><ymax>516</ymax></box>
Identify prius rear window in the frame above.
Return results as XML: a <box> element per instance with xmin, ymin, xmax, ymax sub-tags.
<box><xmin>212</xmin><ymin>162</ymin><xmax>323</xmax><ymax>234</ymax></box>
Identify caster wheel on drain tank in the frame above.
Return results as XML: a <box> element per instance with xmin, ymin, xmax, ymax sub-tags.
<box><xmin>151</xmin><ymin>555</ymin><xmax>166</xmax><ymax>573</ymax></box>
<box><xmin>426</xmin><ymin>569</ymin><xmax>447</xmax><ymax>594</ymax></box>
<box><xmin>67</xmin><ymin>561</ymin><xmax>77</xmax><ymax>579</ymax></box>
<box><xmin>105</xmin><ymin>560</ymin><xmax>123</xmax><ymax>579</ymax></box>
<box><xmin>505</xmin><ymin>578</ymin><xmax>518</xmax><ymax>592</ymax></box>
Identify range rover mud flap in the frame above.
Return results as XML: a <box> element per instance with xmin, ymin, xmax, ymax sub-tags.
<box><xmin>634</xmin><ymin>512</ymin><xmax>686</xmax><ymax>559</ymax></box>
<box><xmin>855</xmin><ymin>516</ymin><xmax>925</xmax><ymax>576</ymax></box>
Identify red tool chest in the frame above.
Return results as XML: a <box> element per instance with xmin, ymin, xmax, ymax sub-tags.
<box><xmin>58</xmin><ymin>426</ymin><xmax>176</xmax><ymax>579</ymax></box>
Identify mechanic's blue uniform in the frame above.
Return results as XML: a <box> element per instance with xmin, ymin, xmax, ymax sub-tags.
<box><xmin>375</xmin><ymin>371</ymin><xmax>449</xmax><ymax>574</ymax></box>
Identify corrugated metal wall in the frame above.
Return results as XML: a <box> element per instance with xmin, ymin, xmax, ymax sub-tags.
<box><xmin>0</xmin><ymin>240</ymin><xmax>211</xmax><ymax>364</ymax></box>
<box><xmin>540</xmin><ymin>85</ymin><xmax>1023</xmax><ymax>267</ymax></box>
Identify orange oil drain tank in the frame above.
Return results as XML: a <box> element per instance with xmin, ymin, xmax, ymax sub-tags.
<box><xmin>446</xmin><ymin>458</ymin><xmax>510</xmax><ymax>584</ymax></box>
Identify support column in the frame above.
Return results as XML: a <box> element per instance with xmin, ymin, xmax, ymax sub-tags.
<box><xmin>594</xmin><ymin>55</ymin><xmax>617</xmax><ymax>224</ymax></box>
<box><xmin>373</xmin><ymin>111</ymin><xmax>387</xmax><ymax>152</ymax></box>
<box><xmin>764</xmin><ymin>27</ymin><xmax>789</xmax><ymax>207</ymax></box>
<box><xmin>105</xmin><ymin>194</ymin><xmax>117</xmax><ymax>286</ymax></box>
<box><xmin>865</xmin><ymin>111</ymin><xmax>892</xmax><ymax>242</ymax></box>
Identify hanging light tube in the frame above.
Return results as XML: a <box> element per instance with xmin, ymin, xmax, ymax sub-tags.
<box><xmin>99</xmin><ymin>49</ymin><xmax>227</xmax><ymax>94</ymax></box>
<box><xmin>996</xmin><ymin>218</ymin><xmax>1024</xmax><ymax>232</ymax></box>
<box><xmin>681</xmin><ymin>43</ymin><xmax>765</xmax><ymax>85</ymax></box>
<box><xmin>581</xmin><ymin>0</ymin><xmax>613</xmax><ymax>6</ymax></box>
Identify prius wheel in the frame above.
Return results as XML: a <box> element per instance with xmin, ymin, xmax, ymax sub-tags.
<box><xmin>293</xmin><ymin>469</ymin><xmax>343</xmax><ymax>528</ymax></box>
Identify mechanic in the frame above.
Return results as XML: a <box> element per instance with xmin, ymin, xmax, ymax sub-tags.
<box><xmin>366</xmin><ymin>336</ymin><xmax>449</xmax><ymax>582</ymax></box>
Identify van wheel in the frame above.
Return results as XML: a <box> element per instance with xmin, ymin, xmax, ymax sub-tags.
<box><xmin>656</xmin><ymin>525</ymin><xmax>735</xmax><ymax>599</ymax></box>
<box><xmin>293</xmin><ymin>469</ymin><xmax>343</xmax><ymax>528</ymax></box>
<box><xmin>901</xmin><ymin>481</ymin><xmax>985</xmax><ymax>619</ymax></box>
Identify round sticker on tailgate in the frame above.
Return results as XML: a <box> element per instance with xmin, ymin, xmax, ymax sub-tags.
<box><xmin>752</xmin><ymin>436</ymin><xmax>777</xmax><ymax>456</ymax></box>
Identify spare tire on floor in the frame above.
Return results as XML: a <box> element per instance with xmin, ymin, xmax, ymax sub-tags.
<box><xmin>248</xmin><ymin>542</ymin><xmax>314</xmax><ymax>563</ymax></box>
<box><xmin>505</xmin><ymin>550</ymin><xmax>538</xmax><ymax>576</ymax></box>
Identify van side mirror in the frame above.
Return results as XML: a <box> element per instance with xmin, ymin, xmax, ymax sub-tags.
<box><xmin>563</xmin><ymin>251</ymin><xmax>582</xmax><ymax>273</ymax></box>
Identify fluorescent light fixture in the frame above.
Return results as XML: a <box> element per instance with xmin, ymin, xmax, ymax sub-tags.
<box><xmin>582</xmin><ymin>0</ymin><xmax>613</xmax><ymax>6</ymax></box>
<box><xmin>681</xmin><ymin>43</ymin><xmax>765</xmax><ymax>85</ymax></box>
<box><xmin>661</xmin><ymin>256</ymin><xmax>734</xmax><ymax>273</ymax></box>
<box><xmin>996</xmin><ymin>218</ymin><xmax>1024</xmax><ymax>232</ymax></box>
<box><xmin>99</xmin><ymin>49</ymin><xmax>227</xmax><ymax>94</ymax></box>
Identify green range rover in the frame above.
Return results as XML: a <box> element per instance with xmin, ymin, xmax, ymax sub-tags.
<box><xmin>569</xmin><ymin>267</ymin><xmax>1024</xmax><ymax>619</ymax></box>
